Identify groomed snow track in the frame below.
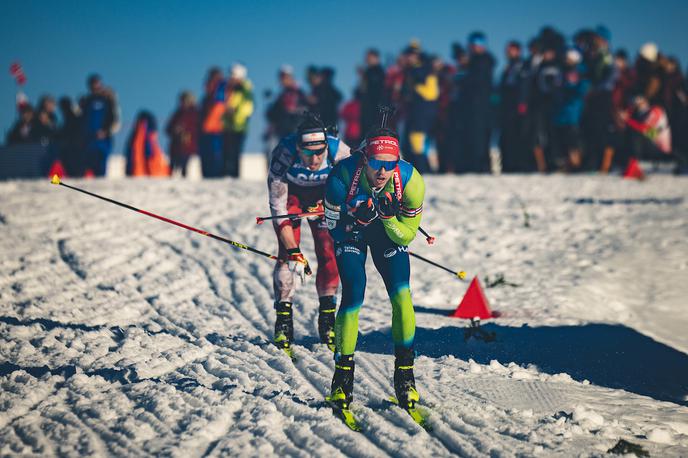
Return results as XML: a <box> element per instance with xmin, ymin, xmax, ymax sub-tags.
<box><xmin>1</xmin><ymin>176</ymin><xmax>687</xmax><ymax>457</ymax></box>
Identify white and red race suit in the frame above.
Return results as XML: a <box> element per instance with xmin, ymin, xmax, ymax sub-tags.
<box><xmin>267</xmin><ymin>134</ymin><xmax>350</xmax><ymax>301</ymax></box>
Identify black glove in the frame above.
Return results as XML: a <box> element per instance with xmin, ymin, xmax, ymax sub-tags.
<box><xmin>352</xmin><ymin>198</ymin><xmax>378</xmax><ymax>226</ymax></box>
<box><xmin>378</xmin><ymin>191</ymin><xmax>400</xmax><ymax>219</ymax></box>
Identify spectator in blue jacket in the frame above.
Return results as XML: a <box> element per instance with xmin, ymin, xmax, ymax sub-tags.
<box><xmin>552</xmin><ymin>49</ymin><xmax>588</xmax><ymax>171</ymax></box>
<box><xmin>81</xmin><ymin>74</ymin><xmax>116</xmax><ymax>176</ymax></box>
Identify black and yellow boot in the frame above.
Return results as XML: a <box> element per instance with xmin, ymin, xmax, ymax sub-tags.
<box><xmin>274</xmin><ymin>301</ymin><xmax>294</xmax><ymax>359</ymax></box>
<box><xmin>326</xmin><ymin>354</ymin><xmax>360</xmax><ymax>431</ymax></box>
<box><xmin>329</xmin><ymin>354</ymin><xmax>354</xmax><ymax>408</ymax></box>
<box><xmin>318</xmin><ymin>296</ymin><xmax>336</xmax><ymax>352</ymax></box>
<box><xmin>394</xmin><ymin>347</ymin><xmax>419</xmax><ymax>409</ymax></box>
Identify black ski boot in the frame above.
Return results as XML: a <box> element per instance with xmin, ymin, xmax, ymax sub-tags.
<box><xmin>318</xmin><ymin>296</ymin><xmax>336</xmax><ymax>352</ymax></box>
<box><xmin>274</xmin><ymin>301</ymin><xmax>294</xmax><ymax>359</ymax></box>
<box><xmin>394</xmin><ymin>347</ymin><xmax>419</xmax><ymax>409</ymax></box>
<box><xmin>327</xmin><ymin>354</ymin><xmax>360</xmax><ymax>430</ymax></box>
<box><xmin>328</xmin><ymin>354</ymin><xmax>354</xmax><ymax>409</ymax></box>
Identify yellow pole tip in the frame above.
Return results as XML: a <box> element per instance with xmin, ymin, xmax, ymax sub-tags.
<box><xmin>51</xmin><ymin>174</ymin><xmax>61</xmax><ymax>185</ymax></box>
<box><xmin>457</xmin><ymin>271</ymin><xmax>467</xmax><ymax>279</ymax></box>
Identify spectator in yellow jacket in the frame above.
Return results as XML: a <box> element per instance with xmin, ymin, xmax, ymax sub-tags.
<box><xmin>223</xmin><ymin>63</ymin><xmax>254</xmax><ymax>177</ymax></box>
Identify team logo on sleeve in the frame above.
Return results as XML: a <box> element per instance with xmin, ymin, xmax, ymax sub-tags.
<box><xmin>325</xmin><ymin>207</ymin><xmax>340</xmax><ymax>220</ymax></box>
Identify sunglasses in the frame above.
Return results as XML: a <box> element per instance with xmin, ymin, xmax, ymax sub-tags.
<box><xmin>367</xmin><ymin>158</ymin><xmax>398</xmax><ymax>171</ymax></box>
<box><xmin>300</xmin><ymin>145</ymin><xmax>327</xmax><ymax>156</ymax></box>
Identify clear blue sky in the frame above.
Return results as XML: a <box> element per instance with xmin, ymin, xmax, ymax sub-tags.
<box><xmin>2</xmin><ymin>0</ymin><xmax>687</xmax><ymax>153</ymax></box>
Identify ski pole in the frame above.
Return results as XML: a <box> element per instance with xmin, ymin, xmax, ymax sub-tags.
<box><xmin>50</xmin><ymin>175</ymin><xmax>311</xmax><ymax>275</ymax></box>
<box><xmin>257</xmin><ymin>210</ymin><xmax>437</xmax><ymax>244</ymax></box>
<box><xmin>418</xmin><ymin>227</ymin><xmax>435</xmax><ymax>245</ymax></box>
<box><xmin>256</xmin><ymin>210</ymin><xmax>324</xmax><ymax>225</ymax></box>
<box><xmin>408</xmin><ymin>252</ymin><xmax>466</xmax><ymax>280</ymax></box>
<box><xmin>252</xmin><ymin>206</ymin><xmax>458</xmax><ymax>278</ymax></box>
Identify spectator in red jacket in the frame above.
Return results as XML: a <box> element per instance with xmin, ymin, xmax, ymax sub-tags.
<box><xmin>339</xmin><ymin>89</ymin><xmax>362</xmax><ymax>147</ymax></box>
<box><xmin>166</xmin><ymin>91</ymin><xmax>199</xmax><ymax>177</ymax></box>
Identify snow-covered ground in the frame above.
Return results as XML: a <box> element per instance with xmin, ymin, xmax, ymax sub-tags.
<box><xmin>1</xmin><ymin>174</ymin><xmax>687</xmax><ymax>457</ymax></box>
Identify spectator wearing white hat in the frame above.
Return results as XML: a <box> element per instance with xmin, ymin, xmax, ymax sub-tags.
<box><xmin>551</xmin><ymin>48</ymin><xmax>588</xmax><ymax>171</ymax></box>
<box><xmin>222</xmin><ymin>62</ymin><xmax>254</xmax><ymax>177</ymax></box>
<box><xmin>633</xmin><ymin>42</ymin><xmax>662</xmax><ymax>105</ymax></box>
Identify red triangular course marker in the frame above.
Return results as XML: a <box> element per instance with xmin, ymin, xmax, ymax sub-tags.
<box><xmin>449</xmin><ymin>276</ymin><xmax>497</xmax><ymax>320</ymax></box>
<box><xmin>47</xmin><ymin>160</ymin><xmax>65</xmax><ymax>179</ymax></box>
<box><xmin>623</xmin><ymin>157</ymin><xmax>645</xmax><ymax>180</ymax></box>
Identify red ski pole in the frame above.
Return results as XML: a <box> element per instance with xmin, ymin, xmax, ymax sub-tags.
<box><xmin>51</xmin><ymin>175</ymin><xmax>311</xmax><ymax>274</ymax></box>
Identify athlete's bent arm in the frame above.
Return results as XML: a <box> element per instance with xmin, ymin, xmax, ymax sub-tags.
<box><xmin>267</xmin><ymin>141</ymin><xmax>299</xmax><ymax>249</ymax></box>
<box><xmin>380</xmin><ymin>168</ymin><xmax>425</xmax><ymax>246</ymax></box>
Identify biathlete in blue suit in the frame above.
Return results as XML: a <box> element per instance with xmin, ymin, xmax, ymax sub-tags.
<box><xmin>324</xmin><ymin>126</ymin><xmax>425</xmax><ymax>411</ymax></box>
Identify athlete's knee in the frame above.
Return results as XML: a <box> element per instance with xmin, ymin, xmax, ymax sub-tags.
<box><xmin>387</xmin><ymin>281</ymin><xmax>411</xmax><ymax>303</ymax></box>
<box><xmin>317</xmin><ymin>251</ymin><xmax>339</xmax><ymax>278</ymax></box>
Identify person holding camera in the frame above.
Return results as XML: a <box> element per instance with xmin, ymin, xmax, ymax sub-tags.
<box><xmin>267</xmin><ymin>113</ymin><xmax>351</xmax><ymax>358</ymax></box>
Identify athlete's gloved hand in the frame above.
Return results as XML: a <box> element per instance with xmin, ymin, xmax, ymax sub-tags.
<box><xmin>286</xmin><ymin>247</ymin><xmax>310</xmax><ymax>284</ymax></box>
<box><xmin>350</xmin><ymin>198</ymin><xmax>378</xmax><ymax>226</ymax></box>
<box><xmin>378</xmin><ymin>191</ymin><xmax>400</xmax><ymax>219</ymax></box>
<box><xmin>306</xmin><ymin>200</ymin><xmax>324</xmax><ymax>221</ymax></box>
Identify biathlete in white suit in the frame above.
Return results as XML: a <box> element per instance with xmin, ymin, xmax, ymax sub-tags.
<box><xmin>267</xmin><ymin>113</ymin><xmax>351</xmax><ymax>356</ymax></box>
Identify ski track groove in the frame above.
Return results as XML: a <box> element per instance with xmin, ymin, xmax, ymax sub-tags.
<box><xmin>60</xmin><ymin>397</ymin><xmax>112</xmax><ymax>457</ymax></box>
<box><xmin>119</xmin><ymin>386</ymin><xmax>176</xmax><ymax>437</ymax></box>
<box><xmin>139</xmin><ymin>242</ymin><xmax>232</xmax><ymax>347</ymax></box>
<box><xmin>57</xmin><ymin>239</ymin><xmax>88</xmax><ymax>280</ymax></box>
<box><xmin>0</xmin><ymin>381</ymin><xmax>62</xmax><ymax>434</ymax></box>
<box><xmin>51</xmin><ymin>384</ymin><xmax>138</xmax><ymax>457</ymax></box>
<box><xmin>423</xmin><ymin>386</ymin><xmax>528</xmax><ymax>456</ymax></box>
<box><xmin>198</xmin><ymin>241</ymin><xmax>339</xmax><ymax>407</ymax></box>
<box><xmin>173</xmin><ymin>239</ymin><xmax>272</xmax><ymax>340</ymax></box>
<box><xmin>10</xmin><ymin>422</ymin><xmax>46</xmax><ymax>456</ymax></box>
<box><xmin>353</xmin><ymin>356</ymin><xmax>460</xmax><ymax>457</ymax></box>
<box><xmin>225</xmin><ymin>261</ymin><xmax>272</xmax><ymax>335</ymax></box>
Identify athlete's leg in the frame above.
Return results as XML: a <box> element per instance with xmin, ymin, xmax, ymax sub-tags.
<box><xmin>272</xmin><ymin>194</ymin><xmax>303</xmax><ymax>353</ymax></box>
<box><xmin>333</xmin><ymin>240</ymin><xmax>367</xmax><ymax>355</ymax></box>
<box><xmin>368</xmin><ymin>226</ymin><xmax>419</xmax><ymax>407</ymax></box>
<box><xmin>368</xmin><ymin>237</ymin><xmax>415</xmax><ymax>351</ymax></box>
<box><xmin>330</xmin><ymin>239</ymin><xmax>367</xmax><ymax>405</ymax></box>
<box><xmin>309</xmin><ymin>217</ymin><xmax>339</xmax><ymax>348</ymax></box>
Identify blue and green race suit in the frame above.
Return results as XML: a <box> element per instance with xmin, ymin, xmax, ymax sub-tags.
<box><xmin>324</xmin><ymin>153</ymin><xmax>425</xmax><ymax>356</ymax></box>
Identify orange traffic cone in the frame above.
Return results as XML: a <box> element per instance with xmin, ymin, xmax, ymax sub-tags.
<box><xmin>623</xmin><ymin>157</ymin><xmax>645</xmax><ymax>180</ymax></box>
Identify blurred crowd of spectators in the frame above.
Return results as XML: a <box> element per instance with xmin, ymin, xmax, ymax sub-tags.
<box><xmin>5</xmin><ymin>24</ymin><xmax>688</xmax><ymax>178</ymax></box>
<box><xmin>265</xmin><ymin>25</ymin><xmax>687</xmax><ymax>175</ymax></box>
<box><xmin>6</xmin><ymin>74</ymin><xmax>120</xmax><ymax>177</ymax></box>
<box><xmin>5</xmin><ymin>64</ymin><xmax>254</xmax><ymax>178</ymax></box>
